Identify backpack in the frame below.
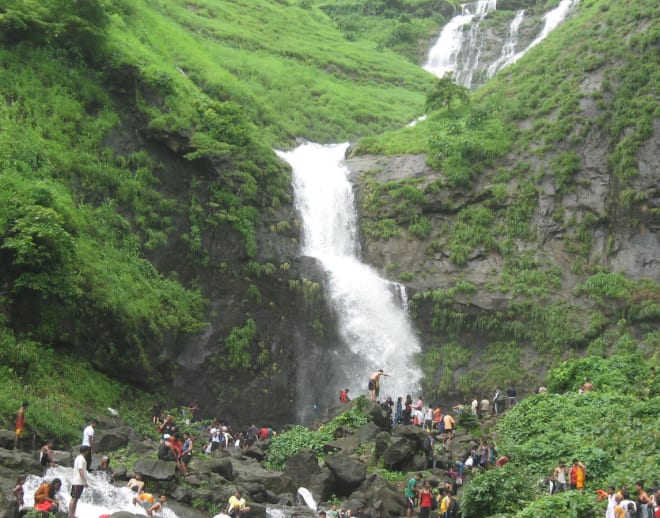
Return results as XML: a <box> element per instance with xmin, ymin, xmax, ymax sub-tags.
<box><xmin>447</xmin><ymin>498</ymin><xmax>460</xmax><ymax>518</ymax></box>
<box><xmin>496</xmin><ymin>392</ymin><xmax>505</xmax><ymax>403</ymax></box>
<box><xmin>422</xmin><ymin>436</ymin><xmax>432</xmax><ymax>454</ymax></box>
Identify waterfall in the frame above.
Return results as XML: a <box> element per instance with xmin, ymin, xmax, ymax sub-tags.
<box><xmin>296</xmin><ymin>487</ymin><xmax>317</xmax><ymax>511</ymax></box>
<box><xmin>277</xmin><ymin>142</ymin><xmax>422</xmax><ymax>414</ymax></box>
<box><xmin>502</xmin><ymin>0</ymin><xmax>579</xmax><ymax>68</ymax></box>
<box><xmin>423</xmin><ymin>0</ymin><xmax>497</xmax><ymax>87</ymax></box>
<box><xmin>487</xmin><ymin>10</ymin><xmax>525</xmax><ymax>78</ymax></box>
<box><xmin>22</xmin><ymin>466</ymin><xmax>180</xmax><ymax>517</ymax></box>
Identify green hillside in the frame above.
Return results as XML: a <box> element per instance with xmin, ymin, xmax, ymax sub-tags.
<box><xmin>0</xmin><ymin>0</ymin><xmax>658</xmax><ymax>478</ymax></box>
<box><xmin>0</xmin><ymin>0</ymin><xmax>436</xmax><ymax>438</ymax></box>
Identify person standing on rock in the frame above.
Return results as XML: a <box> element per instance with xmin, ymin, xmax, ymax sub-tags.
<box><xmin>69</xmin><ymin>445</ymin><xmax>89</xmax><ymax>518</ymax></box>
<box><xmin>82</xmin><ymin>418</ymin><xmax>96</xmax><ymax>470</ymax></box>
<box><xmin>14</xmin><ymin>401</ymin><xmax>28</xmax><ymax>450</ymax></box>
<box><xmin>368</xmin><ymin>369</ymin><xmax>389</xmax><ymax>402</ymax></box>
<box><xmin>405</xmin><ymin>473</ymin><xmax>422</xmax><ymax>518</ymax></box>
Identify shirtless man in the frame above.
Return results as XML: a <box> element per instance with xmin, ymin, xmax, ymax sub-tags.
<box><xmin>14</xmin><ymin>402</ymin><xmax>28</xmax><ymax>450</ymax></box>
<box><xmin>368</xmin><ymin>369</ymin><xmax>390</xmax><ymax>402</ymax></box>
<box><xmin>39</xmin><ymin>440</ymin><xmax>58</xmax><ymax>467</ymax></box>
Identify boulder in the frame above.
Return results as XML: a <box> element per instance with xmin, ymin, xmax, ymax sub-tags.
<box><xmin>284</xmin><ymin>449</ymin><xmax>320</xmax><ymax>487</ymax></box>
<box><xmin>242</xmin><ymin>446</ymin><xmax>266</xmax><ymax>462</ymax></box>
<box><xmin>355</xmin><ymin>473</ymin><xmax>406</xmax><ymax>518</ymax></box>
<box><xmin>324</xmin><ymin>454</ymin><xmax>366</xmax><ymax>496</ymax></box>
<box><xmin>365</xmin><ymin>404</ymin><xmax>391</xmax><ymax>431</ymax></box>
<box><xmin>0</xmin><ymin>433</ymin><xmax>15</xmax><ymax>451</ymax></box>
<box><xmin>305</xmin><ymin>466</ymin><xmax>336</xmax><ymax>503</ymax></box>
<box><xmin>0</xmin><ymin>449</ymin><xmax>42</xmax><ymax>473</ymax></box>
<box><xmin>381</xmin><ymin>437</ymin><xmax>417</xmax><ymax>470</ymax></box>
<box><xmin>96</xmin><ymin>427</ymin><xmax>140</xmax><ymax>453</ymax></box>
<box><xmin>323</xmin><ymin>436</ymin><xmax>360</xmax><ymax>455</ymax></box>
<box><xmin>240</xmin><ymin>481</ymin><xmax>267</xmax><ymax>503</ymax></box>
<box><xmin>127</xmin><ymin>439</ymin><xmax>157</xmax><ymax>456</ymax></box>
<box><xmin>196</xmin><ymin>457</ymin><xmax>234</xmax><ymax>481</ymax></box>
<box><xmin>231</xmin><ymin>458</ymin><xmax>295</xmax><ymax>494</ymax></box>
<box><xmin>132</xmin><ymin>459</ymin><xmax>177</xmax><ymax>480</ymax></box>
<box><xmin>374</xmin><ymin>432</ymin><xmax>392</xmax><ymax>460</ymax></box>
<box><xmin>353</xmin><ymin>422</ymin><xmax>382</xmax><ymax>443</ymax></box>
<box><xmin>163</xmin><ymin>500</ymin><xmax>208</xmax><ymax>518</ymax></box>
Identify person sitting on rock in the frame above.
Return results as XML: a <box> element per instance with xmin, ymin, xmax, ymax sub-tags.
<box><xmin>227</xmin><ymin>490</ymin><xmax>251</xmax><ymax>518</ymax></box>
<box><xmin>39</xmin><ymin>439</ymin><xmax>58</xmax><ymax>468</ymax></box>
<box><xmin>34</xmin><ymin>477</ymin><xmax>62</xmax><ymax>513</ymax></box>
<box><xmin>157</xmin><ymin>434</ymin><xmax>177</xmax><ymax>461</ymax></box>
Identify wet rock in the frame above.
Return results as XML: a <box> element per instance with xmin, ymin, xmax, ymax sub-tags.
<box><xmin>324</xmin><ymin>454</ymin><xmax>366</xmax><ymax>496</ymax></box>
<box><xmin>133</xmin><ymin>458</ymin><xmax>177</xmax><ymax>480</ymax></box>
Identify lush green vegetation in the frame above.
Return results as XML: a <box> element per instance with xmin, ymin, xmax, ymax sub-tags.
<box><xmin>0</xmin><ymin>0</ymin><xmax>436</xmax><ymax>415</ymax></box>
<box><xmin>0</xmin><ymin>324</ymin><xmax>157</xmax><ymax>444</ymax></box>
<box><xmin>350</xmin><ymin>0</ymin><xmax>659</xmax><ymax>401</ymax></box>
<box><xmin>264</xmin><ymin>396</ymin><xmax>371</xmax><ymax>470</ymax></box>
<box><xmin>462</xmin><ymin>354</ymin><xmax>660</xmax><ymax>517</ymax></box>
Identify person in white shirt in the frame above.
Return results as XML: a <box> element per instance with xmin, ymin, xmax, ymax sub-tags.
<box><xmin>81</xmin><ymin>419</ymin><xmax>96</xmax><ymax>471</ymax></box>
<box><xmin>69</xmin><ymin>445</ymin><xmax>89</xmax><ymax>518</ymax></box>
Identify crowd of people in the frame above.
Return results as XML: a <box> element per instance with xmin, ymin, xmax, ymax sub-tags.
<box><xmin>11</xmin><ymin>375</ymin><xmax>659</xmax><ymax>518</ymax></box>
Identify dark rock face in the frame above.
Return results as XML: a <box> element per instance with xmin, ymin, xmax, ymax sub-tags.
<box><xmin>382</xmin><ymin>436</ymin><xmax>418</xmax><ymax>471</ymax></box>
<box><xmin>96</xmin><ymin>427</ymin><xmax>140</xmax><ymax>453</ymax></box>
<box><xmin>197</xmin><ymin>455</ymin><xmax>234</xmax><ymax>481</ymax></box>
<box><xmin>284</xmin><ymin>449</ymin><xmax>321</xmax><ymax>486</ymax></box>
<box><xmin>133</xmin><ymin>458</ymin><xmax>177</xmax><ymax>480</ymax></box>
<box><xmin>324</xmin><ymin>454</ymin><xmax>367</xmax><ymax>496</ymax></box>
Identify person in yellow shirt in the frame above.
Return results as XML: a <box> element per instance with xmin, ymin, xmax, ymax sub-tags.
<box><xmin>227</xmin><ymin>490</ymin><xmax>251</xmax><ymax>518</ymax></box>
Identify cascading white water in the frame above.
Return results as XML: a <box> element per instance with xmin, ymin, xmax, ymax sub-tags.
<box><xmin>487</xmin><ymin>10</ymin><xmax>525</xmax><ymax>78</ymax></box>
<box><xmin>277</xmin><ymin>142</ymin><xmax>422</xmax><ymax>406</ymax></box>
<box><xmin>423</xmin><ymin>0</ymin><xmax>497</xmax><ymax>87</ymax></box>
<box><xmin>22</xmin><ymin>466</ymin><xmax>179</xmax><ymax>517</ymax></box>
<box><xmin>501</xmin><ymin>0</ymin><xmax>579</xmax><ymax>68</ymax></box>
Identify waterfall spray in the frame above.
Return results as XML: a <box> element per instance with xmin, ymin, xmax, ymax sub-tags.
<box><xmin>278</xmin><ymin>143</ymin><xmax>422</xmax><ymax>418</ymax></box>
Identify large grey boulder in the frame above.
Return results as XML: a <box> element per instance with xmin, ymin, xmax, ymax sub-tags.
<box><xmin>96</xmin><ymin>427</ymin><xmax>140</xmax><ymax>453</ymax></box>
<box><xmin>353</xmin><ymin>422</ymin><xmax>382</xmax><ymax>443</ymax></box>
<box><xmin>284</xmin><ymin>449</ymin><xmax>320</xmax><ymax>487</ymax></box>
<box><xmin>352</xmin><ymin>473</ymin><xmax>407</xmax><ymax>518</ymax></box>
<box><xmin>0</xmin><ymin>449</ymin><xmax>42</xmax><ymax>473</ymax></box>
<box><xmin>196</xmin><ymin>456</ymin><xmax>234</xmax><ymax>480</ymax></box>
<box><xmin>324</xmin><ymin>454</ymin><xmax>366</xmax><ymax>496</ymax></box>
<box><xmin>132</xmin><ymin>458</ymin><xmax>177</xmax><ymax>480</ymax></box>
<box><xmin>374</xmin><ymin>431</ymin><xmax>392</xmax><ymax>460</ymax></box>
<box><xmin>323</xmin><ymin>436</ymin><xmax>360</xmax><ymax>455</ymax></box>
<box><xmin>0</xmin><ymin>433</ymin><xmax>15</xmax><ymax>451</ymax></box>
<box><xmin>231</xmin><ymin>457</ymin><xmax>295</xmax><ymax>494</ymax></box>
<box><xmin>305</xmin><ymin>466</ymin><xmax>336</xmax><ymax>504</ymax></box>
<box><xmin>382</xmin><ymin>437</ymin><xmax>417</xmax><ymax>470</ymax></box>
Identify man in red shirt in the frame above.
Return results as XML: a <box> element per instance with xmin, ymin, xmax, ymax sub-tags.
<box><xmin>14</xmin><ymin>402</ymin><xmax>28</xmax><ymax>450</ymax></box>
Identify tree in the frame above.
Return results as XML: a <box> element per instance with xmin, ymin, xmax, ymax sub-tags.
<box><xmin>426</xmin><ymin>73</ymin><xmax>470</xmax><ymax>113</ymax></box>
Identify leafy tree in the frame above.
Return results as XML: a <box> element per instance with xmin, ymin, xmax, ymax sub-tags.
<box><xmin>426</xmin><ymin>73</ymin><xmax>470</xmax><ymax>113</ymax></box>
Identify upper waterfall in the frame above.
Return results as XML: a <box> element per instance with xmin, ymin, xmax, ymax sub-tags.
<box><xmin>502</xmin><ymin>0</ymin><xmax>579</xmax><ymax>67</ymax></box>
<box><xmin>278</xmin><ymin>143</ymin><xmax>422</xmax><ymax>412</ymax></box>
<box><xmin>423</xmin><ymin>0</ymin><xmax>497</xmax><ymax>86</ymax></box>
<box><xmin>487</xmin><ymin>9</ymin><xmax>525</xmax><ymax>78</ymax></box>
<box><xmin>424</xmin><ymin>0</ymin><xmax>579</xmax><ymax>88</ymax></box>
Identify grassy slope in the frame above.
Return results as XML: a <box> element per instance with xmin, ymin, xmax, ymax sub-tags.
<box><xmin>106</xmin><ymin>0</ymin><xmax>435</xmax><ymax>145</ymax></box>
<box><xmin>348</xmin><ymin>0</ymin><xmax>660</xmax><ymax>393</ymax></box>
<box><xmin>0</xmin><ymin>0</ymin><xmax>435</xmax><ymax>441</ymax></box>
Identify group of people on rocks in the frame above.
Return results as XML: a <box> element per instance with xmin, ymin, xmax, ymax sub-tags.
<box><xmin>404</xmin><ymin>472</ymin><xmax>460</xmax><ymax>518</ymax></box>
